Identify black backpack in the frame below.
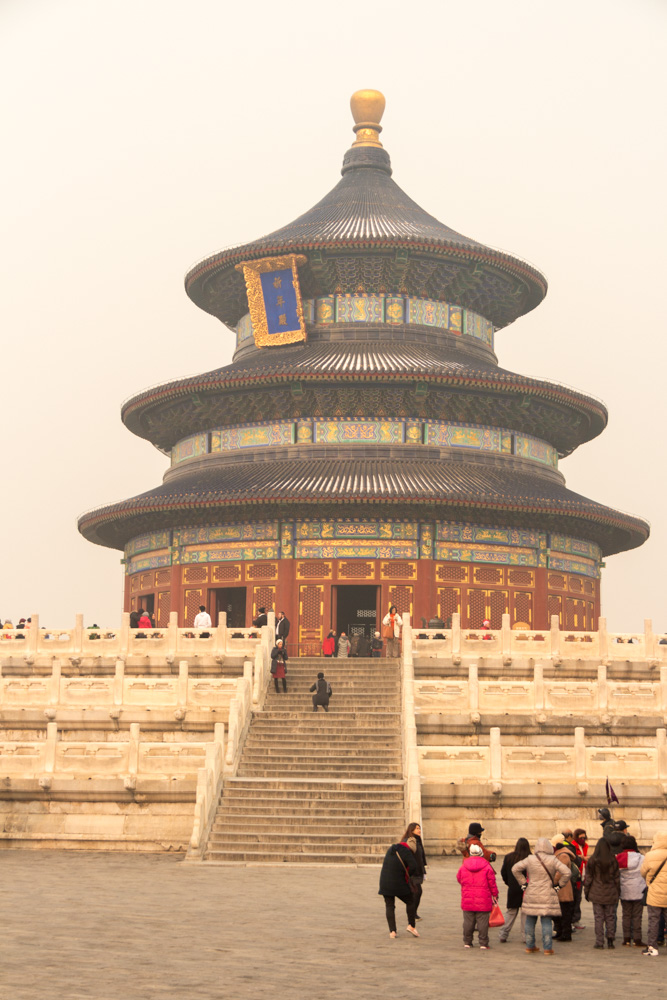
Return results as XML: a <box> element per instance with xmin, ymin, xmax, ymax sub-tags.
<box><xmin>326</xmin><ymin>681</ymin><xmax>332</xmax><ymax>697</ymax></box>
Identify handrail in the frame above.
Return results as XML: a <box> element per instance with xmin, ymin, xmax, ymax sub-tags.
<box><xmin>401</xmin><ymin>612</ymin><xmax>421</xmax><ymax>826</ymax></box>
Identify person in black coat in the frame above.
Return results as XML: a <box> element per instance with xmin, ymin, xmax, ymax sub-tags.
<box><xmin>276</xmin><ymin>611</ymin><xmax>290</xmax><ymax>652</ymax></box>
<box><xmin>253</xmin><ymin>607</ymin><xmax>268</xmax><ymax>628</ymax></box>
<box><xmin>378</xmin><ymin>841</ymin><xmax>420</xmax><ymax>938</ymax></box>
<box><xmin>310</xmin><ymin>672</ymin><xmax>330</xmax><ymax>712</ymax></box>
<box><xmin>499</xmin><ymin>837</ymin><xmax>531</xmax><ymax>943</ymax></box>
<box><xmin>401</xmin><ymin>822</ymin><xmax>427</xmax><ymax>919</ymax></box>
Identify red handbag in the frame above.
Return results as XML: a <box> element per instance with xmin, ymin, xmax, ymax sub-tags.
<box><xmin>488</xmin><ymin>903</ymin><xmax>505</xmax><ymax>927</ymax></box>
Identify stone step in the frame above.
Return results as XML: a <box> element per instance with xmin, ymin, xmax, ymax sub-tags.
<box><xmin>219</xmin><ymin>803</ymin><xmax>404</xmax><ymax>818</ymax></box>
<box><xmin>244</xmin><ymin>733</ymin><xmax>401</xmax><ymax>746</ymax></box>
<box><xmin>204</xmin><ymin>848</ymin><xmax>385</xmax><ymax>864</ymax></box>
<box><xmin>208</xmin><ymin>832</ymin><xmax>397</xmax><ymax>848</ymax></box>
<box><xmin>225</xmin><ymin>777</ymin><xmax>403</xmax><ymax>790</ymax></box>
<box><xmin>237</xmin><ymin>768</ymin><xmax>403</xmax><ymax>779</ymax></box>
<box><xmin>240</xmin><ymin>749</ymin><xmax>402</xmax><ymax>762</ymax></box>
<box><xmin>212</xmin><ymin>819</ymin><xmax>403</xmax><ymax>834</ymax></box>
<box><xmin>255</xmin><ymin>711</ymin><xmax>399</xmax><ymax>721</ymax></box>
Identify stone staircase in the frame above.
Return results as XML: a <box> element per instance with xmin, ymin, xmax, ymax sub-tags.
<box><xmin>204</xmin><ymin>657</ymin><xmax>405</xmax><ymax>863</ymax></box>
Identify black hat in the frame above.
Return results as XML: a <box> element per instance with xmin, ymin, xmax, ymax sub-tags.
<box><xmin>614</xmin><ymin>820</ymin><xmax>629</xmax><ymax>830</ymax></box>
<box><xmin>597</xmin><ymin>807</ymin><xmax>611</xmax><ymax>821</ymax></box>
<box><xmin>317</xmin><ymin>671</ymin><xmax>324</xmax><ymax>679</ymax></box>
<box><xmin>468</xmin><ymin>822</ymin><xmax>484</xmax><ymax>837</ymax></box>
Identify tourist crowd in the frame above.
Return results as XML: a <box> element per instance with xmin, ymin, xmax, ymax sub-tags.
<box><xmin>379</xmin><ymin>809</ymin><xmax>667</xmax><ymax>957</ymax></box>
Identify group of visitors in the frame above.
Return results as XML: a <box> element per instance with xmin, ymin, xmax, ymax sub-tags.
<box><xmin>321</xmin><ymin>605</ymin><xmax>404</xmax><ymax>659</ymax></box>
<box><xmin>379</xmin><ymin>811</ymin><xmax>667</xmax><ymax>957</ymax></box>
<box><xmin>1</xmin><ymin>617</ymin><xmax>31</xmax><ymax>637</ymax></box>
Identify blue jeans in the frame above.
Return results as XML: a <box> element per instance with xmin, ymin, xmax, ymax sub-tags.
<box><xmin>524</xmin><ymin>915</ymin><xmax>553</xmax><ymax>950</ymax></box>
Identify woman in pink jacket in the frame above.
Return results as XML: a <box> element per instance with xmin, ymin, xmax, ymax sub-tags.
<box><xmin>456</xmin><ymin>843</ymin><xmax>499</xmax><ymax>949</ymax></box>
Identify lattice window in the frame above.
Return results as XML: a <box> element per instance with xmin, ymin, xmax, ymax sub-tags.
<box><xmin>296</xmin><ymin>560</ymin><xmax>332</xmax><ymax>579</ymax></box>
<box><xmin>183</xmin><ymin>566</ymin><xmax>208</xmax><ymax>584</ymax></box>
<box><xmin>339</xmin><ymin>561</ymin><xmax>374</xmax><ymax>580</ymax></box>
<box><xmin>157</xmin><ymin>591</ymin><xmax>171</xmax><ymax>627</ymax></box>
<box><xmin>299</xmin><ymin>584</ymin><xmax>324</xmax><ymax>644</ymax></box>
<box><xmin>156</xmin><ymin>569</ymin><xmax>171</xmax><ymax>586</ymax></box>
<box><xmin>547</xmin><ymin>594</ymin><xmax>562</xmax><ymax>626</ymax></box>
<box><xmin>473</xmin><ymin>566</ymin><xmax>504</xmax><ymax>585</ymax></box>
<box><xmin>212</xmin><ymin>563</ymin><xmax>242</xmax><ymax>583</ymax></box>
<box><xmin>565</xmin><ymin>598</ymin><xmax>583</xmax><ymax>630</ymax></box>
<box><xmin>587</xmin><ymin>602</ymin><xmax>595</xmax><ymax>629</ymax></box>
<box><xmin>388</xmin><ymin>585</ymin><xmax>413</xmax><ymax>617</ymax></box>
<box><xmin>513</xmin><ymin>591</ymin><xmax>533</xmax><ymax>627</ymax></box>
<box><xmin>130</xmin><ymin>576</ymin><xmax>141</xmax><ymax>594</ymax></box>
<box><xmin>140</xmin><ymin>572</ymin><xmax>155</xmax><ymax>591</ymax></box>
<box><xmin>488</xmin><ymin>590</ymin><xmax>508</xmax><ymax>629</ymax></box>
<box><xmin>436</xmin><ymin>563</ymin><xmax>468</xmax><ymax>583</ymax></box>
<box><xmin>380</xmin><ymin>561</ymin><xmax>416</xmax><ymax>579</ymax></box>
<box><xmin>468</xmin><ymin>589</ymin><xmax>487</xmax><ymax>628</ymax></box>
<box><xmin>584</xmin><ymin>580</ymin><xmax>594</xmax><ymax>596</ymax></box>
<box><xmin>568</xmin><ymin>576</ymin><xmax>583</xmax><ymax>593</ymax></box>
<box><xmin>437</xmin><ymin>588</ymin><xmax>461</xmax><ymax>624</ymax></box>
<box><xmin>508</xmin><ymin>569</ymin><xmax>534</xmax><ymax>587</ymax></box>
<box><xmin>253</xmin><ymin>587</ymin><xmax>275</xmax><ymax>617</ymax></box>
<box><xmin>548</xmin><ymin>574</ymin><xmax>566</xmax><ymax>590</ymax></box>
<box><xmin>184</xmin><ymin>589</ymin><xmax>203</xmax><ymax>625</ymax></box>
<box><xmin>246</xmin><ymin>562</ymin><xmax>278</xmax><ymax>580</ymax></box>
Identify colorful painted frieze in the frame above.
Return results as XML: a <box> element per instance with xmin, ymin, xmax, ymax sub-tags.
<box><xmin>515</xmin><ymin>434</ymin><xmax>558</xmax><ymax>469</ymax></box>
<box><xmin>181</xmin><ymin>540</ymin><xmax>280</xmax><ymax>563</ymax></box>
<box><xmin>126</xmin><ymin>550</ymin><xmax>172</xmax><ymax>575</ymax></box>
<box><xmin>550</xmin><ymin>534</ymin><xmax>601</xmax><ymax>562</ymax></box>
<box><xmin>436</xmin><ymin>522</ymin><xmax>547</xmax><ymax>550</ymax></box>
<box><xmin>548</xmin><ymin>554</ymin><xmax>599</xmax><ymax>579</ymax></box>
<box><xmin>463</xmin><ymin>310</ymin><xmax>493</xmax><ymax>347</ymax></box>
<box><xmin>280</xmin><ymin>522</ymin><xmax>295</xmax><ymax>559</ymax></box>
<box><xmin>313</xmin><ymin>419</ymin><xmax>404</xmax><ymax>445</ymax></box>
<box><xmin>335</xmin><ymin>294</ymin><xmax>384</xmax><ymax>323</ymax></box>
<box><xmin>296</xmin><ymin>540</ymin><xmax>419</xmax><ymax>560</ymax></box>
<box><xmin>315</xmin><ymin>296</ymin><xmax>335</xmax><ymax>324</ymax></box>
<box><xmin>435</xmin><ymin>542</ymin><xmax>540</xmax><ymax>566</ymax></box>
<box><xmin>406</xmin><ymin>297</ymin><xmax>450</xmax><ymax>331</ymax></box>
<box><xmin>175</xmin><ymin>522</ymin><xmax>279</xmax><ymax>545</ymax></box>
<box><xmin>385</xmin><ymin>296</ymin><xmax>405</xmax><ymax>324</ymax></box>
<box><xmin>171</xmin><ymin>434</ymin><xmax>208</xmax><ymax>466</ymax></box>
<box><xmin>420</xmin><ymin>523</ymin><xmax>434</xmax><ymax>559</ymax></box>
<box><xmin>125</xmin><ymin>530</ymin><xmax>172</xmax><ymax>557</ymax></box>
<box><xmin>296</xmin><ymin>519</ymin><xmax>418</xmax><ymax>540</ymax></box>
<box><xmin>235</xmin><ymin>313</ymin><xmax>254</xmax><ymax>343</ymax></box>
<box><xmin>210</xmin><ymin>421</ymin><xmax>294</xmax><ymax>454</ymax></box>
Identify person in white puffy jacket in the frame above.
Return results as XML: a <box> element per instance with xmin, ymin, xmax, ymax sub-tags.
<box><xmin>617</xmin><ymin>834</ymin><xmax>647</xmax><ymax>947</ymax></box>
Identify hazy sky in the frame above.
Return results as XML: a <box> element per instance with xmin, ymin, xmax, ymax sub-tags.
<box><xmin>1</xmin><ymin>0</ymin><xmax>665</xmax><ymax>630</ymax></box>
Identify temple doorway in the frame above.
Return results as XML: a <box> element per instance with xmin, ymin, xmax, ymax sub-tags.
<box><xmin>213</xmin><ymin>587</ymin><xmax>247</xmax><ymax>628</ymax></box>
<box><xmin>333</xmin><ymin>585</ymin><xmax>380</xmax><ymax>641</ymax></box>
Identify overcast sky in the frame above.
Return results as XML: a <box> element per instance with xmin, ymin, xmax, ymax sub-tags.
<box><xmin>1</xmin><ymin>0</ymin><xmax>665</xmax><ymax>631</ymax></box>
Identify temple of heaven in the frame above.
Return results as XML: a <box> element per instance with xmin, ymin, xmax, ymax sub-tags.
<box><xmin>79</xmin><ymin>90</ymin><xmax>649</xmax><ymax>644</ymax></box>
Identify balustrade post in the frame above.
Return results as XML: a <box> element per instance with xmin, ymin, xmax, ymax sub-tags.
<box><xmin>597</xmin><ymin>663</ymin><xmax>608</xmax><ymax>711</ymax></box>
<box><xmin>645</xmin><ymin>619</ymin><xmax>655</xmax><ymax>661</ymax></box>
<box><xmin>657</xmin><ymin>729</ymin><xmax>667</xmax><ymax>782</ymax></box>
<box><xmin>534</xmin><ymin>660</ymin><xmax>544</xmax><ymax>710</ymax></box>
<box><xmin>128</xmin><ymin>723</ymin><xmax>140</xmax><ymax>777</ymax></box>
<box><xmin>226</xmin><ymin>699</ymin><xmax>238</xmax><ymax>766</ymax></box>
<box><xmin>402</xmin><ymin>614</ymin><xmax>413</xmax><ymax>668</ymax></box>
<box><xmin>574</xmin><ymin>727</ymin><xmax>586</xmax><ymax>781</ymax></box>
<box><xmin>489</xmin><ymin>727</ymin><xmax>501</xmax><ymax>788</ymax></box>
<box><xmin>267</xmin><ymin>610</ymin><xmax>276</xmax><ymax>644</ymax></box>
<box><xmin>73</xmin><ymin>612</ymin><xmax>84</xmax><ymax>657</ymax></box>
<box><xmin>501</xmin><ymin>613</ymin><xmax>511</xmax><ymax>665</ymax></box>
<box><xmin>168</xmin><ymin>611</ymin><xmax>179</xmax><ymax>660</ymax></box>
<box><xmin>452</xmin><ymin>612</ymin><xmax>461</xmax><ymax>665</ymax></box>
<box><xmin>0</xmin><ymin>661</ymin><xmax>3</xmax><ymax>706</ymax></box>
<box><xmin>49</xmin><ymin>658</ymin><xmax>61</xmax><ymax>705</ymax></box>
<box><xmin>252</xmin><ymin>648</ymin><xmax>263</xmax><ymax>706</ymax></box>
<box><xmin>28</xmin><ymin>613</ymin><xmax>39</xmax><ymax>656</ymax></box>
<box><xmin>550</xmin><ymin>615</ymin><xmax>561</xmax><ymax>665</ymax></box>
<box><xmin>214</xmin><ymin>611</ymin><xmax>226</xmax><ymax>656</ymax></box>
<box><xmin>661</xmin><ymin>666</ymin><xmax>667</xmax><ymax>715</ymax></box>
<box><xmin>113</xmin><ymin>658</ymin><xmax>125</xmax><ymax>706</ymax></box>
<box><xmin>598</xmin><ymin>617</ymin><xmax>609</xmax><ymax>663</ymax></box>
<box><xmin>468</xmin><ymin>661</ymin><xmax>479</xmax><ymax>716</ymax></box>
<box><xmin>44</xmin><ymin>722</ymin><xmax>58</xmax><ymax>775</ymax></box>
<box><xmin>119</xmin><ymin>611</ymin><xmax>130</xmax><ymax>658</ymax></box>
<box><xmin>177</xmin><ymin>660</ymin><xmax>188</xmax><ymax>711</ymax></box>
<box><xmin>214</xmin><ymin>722</ymin><xmax>225</xmax><ymax>760</ymax></box>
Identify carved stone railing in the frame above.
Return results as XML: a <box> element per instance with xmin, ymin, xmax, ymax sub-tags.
<box><xmin>413</xmin><ymin>614</ymin><xmax>666</xmax><ymax>667</ymax></box>
<box><xmin>189</xmin><ymin>724</ymin><xmax>225</xmax><ymax>858</ymax></box>
<box><xmin>0</xmin><ymin>611</ymin><xmax>264</xmax><ymax>666</ymax></box>
<box><xmin>401</xmin><ymin>612</ymin><xmax>421</xmax><ymax>825</ymax></box>
<box><xmin>418</xmin><ymin>726</ymin><xmax>667</xmax><ymax>795</ymax></box>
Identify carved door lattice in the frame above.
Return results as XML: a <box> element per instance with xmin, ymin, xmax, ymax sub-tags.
<box><xmin>436</xmin><ymin>563</ymin><xmax>469</xmax><ymax>582</ymax></box>
<box><xmin>253</xmin><ymin>586</ymin><xmax>276</xmax><ymax>618</ymax></box>
<box><xmin>512</xmin><ymin>590</ymin><xmax>533</xmax><ymax>627</ymax></box>
<box><xmin>299</xmin><ymin>584</ymin><xmax>324</xmax><ymax>655</ymax></box>
<box><xmin>388</xmin><ymin>585</ymin><xmax>413</xmax><ymax>617</ymax></box>
<box><xmin>184</xmin><ymin>589</ymin><xmax>204</xmax><ymax>625</ymax></box>
<box><xmin>157</xmin><ymin>591</ymin><xmax>171</xmax><ymax>627</ymax></box>
<box><xmin>467</xmin><ymin>589</ymin><xmax>508</xmax><ymax>629</ymax></box>
<box><xmin>437</xmin><ymin>587</ymin><xmax>461</xmax><ymax>625</ymax></box>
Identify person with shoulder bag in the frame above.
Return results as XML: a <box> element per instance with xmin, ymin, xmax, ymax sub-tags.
<box><xmin>512</xmin><ymin>838</ymin><xmax>571</xmax><ymax>955</ymax></box>
<box><xmin>640</xmin><ymin>831</ymin><xmax>667</xmax><ymax>956</ymax></box>
<box><xmin>402</xmin><ymin>822</ymin><xmax>427</xmax><ymax>920</ymax></box>
<box><xmin>382</xmin><ymin>606</ymin><xmax>401</xmax><ymax>659</ymax></box>
<box><xmin>584</xmin><ymin>837</ymin><xmax>621</xmax><ymax>948</ymax></box>
<box><xmin>378</xmin><ymin>838</ymin><xmax>420</xmax><ymax>939</ymax></box>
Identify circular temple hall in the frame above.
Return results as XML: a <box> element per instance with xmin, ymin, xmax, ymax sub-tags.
<box><xmin>79</xmin><ymin>91</ymin><xmax>649</xmax><ymax>648</ymax></box>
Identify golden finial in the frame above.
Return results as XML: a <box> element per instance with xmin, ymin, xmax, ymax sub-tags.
<box><xmin>350</xmin><ymin>89</ymin><xmax>385</xmax><ymax>148</ymax></box>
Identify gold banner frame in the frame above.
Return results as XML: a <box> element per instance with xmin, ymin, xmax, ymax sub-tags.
<box><xmin>235</xmin><ymin>254</ymin><xmax>308</xmax><ymax>348</ymax></box>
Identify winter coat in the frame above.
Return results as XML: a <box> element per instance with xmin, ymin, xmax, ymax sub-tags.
<box><xmin>584</xmin><ymin>855</ymin><xmax>620</xmax><ymax>905</ymax></box>
<box><xmin>276</xmin><ymin>616</ymin><xmax>290</xmax><ymax>641</ymax></box>
<box><xmin>640</xmin><ymin>832</ymin><xmax>667</xmax><ymax>907</ymax></box>
<box><xmin>382</xmin><ymin>612</ymin><xmax>401</xmax><ymax>639</ymax></box>
<box><xmin>137</xmin><ymin>614</ymin><xmax>151</xmax><ymax>629</ymax></box>
<box><xmin>601</xmin><ymin>818</ymin><xmax>624</xmax><ymax>854</ymax></box>
<box><xmin>501</xmin><ymin>852</ymin><xmax>528</xmax><ymax>910</ymax></box>
<box><xmin>512</xmin><ymin>841</ymin><xmax>571</xmax><ymax>917</ymax></box>
<box><xmin>378</xmin><ymin>843</ymin><xmax>418</xmax><ymax>903</ymax></box>
<box><xmin>410</xmin><ymin>833</ymin><xmax>427</xmax><ymax>881</ymax></box>
<box><xmin>270</xmin><ymin>646</ymin><xmax>288</xmax><ymax>679</ymax></box>
<box><xmin>457</xmin><ymin>856</ymin><xmax>499</xmax><ymax>912</ymax></box>
<box><xmin>322</xmin><ymin>635</ymin><xmax>336</xmax><ymax>656</ymax></box>
<box><xmin>553</xmin><ymin>846</ymin><xmax>576</xmax><ymax>903</ymax></box>
<box><xmin>253</xmin><ymin>613</ymin><xmax>268</xmax><ymax>627</ymax></box>
<box><xmin>458</xmin><ymin>835</ymin><xmax>496</xmax><ymax>863</ymax></box>
<box><xmin>310</xmin><ymin>677</ymin><xmax>329</xmax><ymax>707</ymax></box>
<box><xmin>129</xmin><ymin>611</ymin><xmax>141</xmax><ymax>629</ymax></box>
<box><xmin>337</xmin><ymin>636</ymin><xmax>350</xmax><ymax>658</ymax></box>
<box><xmin>617</xmin><ymin>850</ymin><xmax>647</xmax><ymax>901</ymax></box>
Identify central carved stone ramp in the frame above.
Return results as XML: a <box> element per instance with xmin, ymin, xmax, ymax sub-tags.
<box><xmin>205</xmin><ymin>657</ymin><xmax>404</xmax><ymax>863</ymax></box>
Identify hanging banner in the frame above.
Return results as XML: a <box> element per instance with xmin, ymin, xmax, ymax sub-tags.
<box><xmin>235</xmin><ymin>254</ymin><xmax>308</xmax><ymax>348</ymax></box>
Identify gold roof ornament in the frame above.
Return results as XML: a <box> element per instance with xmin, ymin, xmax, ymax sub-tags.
<box><xmin>350</xmin><ymin>89</ymin><xmax>385</xmax><ymax>148</ymax></box>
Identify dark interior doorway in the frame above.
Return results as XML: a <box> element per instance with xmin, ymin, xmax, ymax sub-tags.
<box><xmin>334</xmin><ymin>585</ymin><xmax>380</xmax><ymax>640</ymax></box>
<box><xmin>140</xmin><ymin>594</ymin><xmax>155</xmax><ymax>618</ymax></box>
<box><xmin>214</xmin><ymin>587</ymin><xmax>247</xmax><ymax>628</ymax></box>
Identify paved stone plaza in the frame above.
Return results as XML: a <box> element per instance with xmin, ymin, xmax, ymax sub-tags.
<box><xmin>2</xmin><ymin>854</ymin><xmax>662</xmax><ymax>999</ymax></box>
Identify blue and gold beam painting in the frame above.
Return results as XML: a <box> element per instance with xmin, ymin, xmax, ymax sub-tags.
<box><xmin>235</xmin><ymin>254</ymin><xmax>308</xmax><ymax>348</ymax></box>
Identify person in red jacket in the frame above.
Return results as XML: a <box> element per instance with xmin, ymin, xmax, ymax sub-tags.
<box><xmin>457</xmin><ymin>843</ymin><xmax>499</xmax><ymax>949</ymax></box>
